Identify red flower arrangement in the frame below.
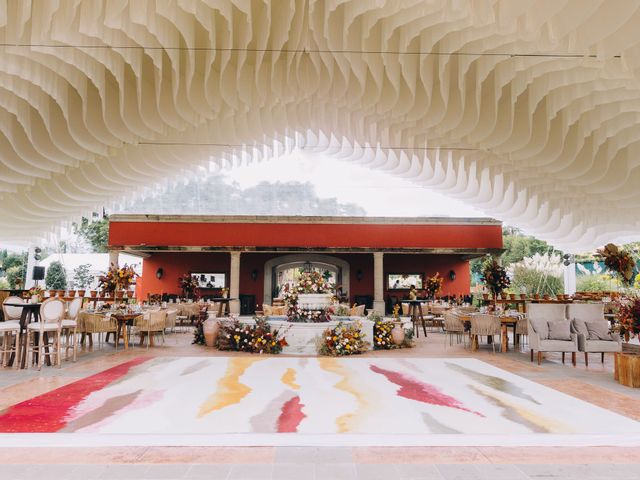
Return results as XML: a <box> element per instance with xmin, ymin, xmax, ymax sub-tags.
<box><xmin>98</xmin><ymin>264</ymin><xmax>136</xmax><ymax>292</ymax></box>
<box><xmin>616</xmin><ymin>296</ymin><xmax>640</xmax><ymax>341</ymax></box>
<box><xmin>424</xmin><ymin>272</ymin><xmax>444</xmax><ymax>298</ymax></box>
<box><xmin>598</xmin><ymin>243</ymin><xmax>636</xmax><ymax>286</ymax></box>
<box><xmin>178</xmin><ymin>273</ymin><xmax>199</xmax><ymax>299</ymax></box>
<box><xmin>480</xmin><ymin>257</ymin><xmax>510</xmax><ymax>296</ymax></box>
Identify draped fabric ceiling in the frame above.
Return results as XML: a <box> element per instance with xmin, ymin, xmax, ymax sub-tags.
<box><xmin>1</xmin><ymin>0</ymin><xmax>640</xmax><ymax>251</ymax></box>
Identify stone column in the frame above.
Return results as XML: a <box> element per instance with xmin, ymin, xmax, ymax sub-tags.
<box><xmin>373</xmin><ymin>252</ymin><xmax>385</xmax><ymax>315</ymax></box>
<box><xmin>108</xmin><ymin>250</ymin><xmax>120</xmax><ymax>269</ymax></box>
<box><xmin>229</xmin><ymin>251</ymin><xmax>241</xmax><ymax>314</ymax></box>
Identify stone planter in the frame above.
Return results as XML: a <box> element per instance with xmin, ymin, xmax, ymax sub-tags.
<box><xmin>203</xmin><ymin>317</ymin><xmax>220</xmax><ymax>347</ymax></box>
<box><xmin>297</xmin><ymin>293</ymin><xmax>333</xmax><ymax>310</ymax></box>
<box><xmin>614</xmin><ymin>350</ymin><xmax>640</xmax><ymax>388</ymax></box>
<box><xmin>391</xmin><ymin>321</ymin><xmax>405</xmax><ymax>346</ymax></box>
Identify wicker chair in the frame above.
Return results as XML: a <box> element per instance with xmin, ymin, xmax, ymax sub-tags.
<box><xmin>443</xmin><ymin>311</ymin><xmax>466</xmax><ymax>347</ymax></box>
<box><xmin>79</xmin><ymin>312</ymin><xmax>117</xmax><ymax>349</ymax></box>
<box><xmin>430</xmin><ymin>305</ymin><xmax>448</xmax><ymax>332</ymax></box>
<box><xmin>135</xmin><ymin>310</ymin><xmax>167</xmax><ymax>348</ymax></box>
<box><xmin>469</xmin><ymin>314</ymin><xmax>501</xmax><ymax>353</ymax></box>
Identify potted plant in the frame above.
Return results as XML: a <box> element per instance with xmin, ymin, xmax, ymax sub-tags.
<box><xmin>28</xmin><ymin>286</ymin><xmax>44</xmax><ymax>303</ymax></box>
<box><xmin>480</xmin><ymin>257</ymin><xmax>510</xmax><ymax>300</ymax></box>
<box><xmin>90</xmin><ymin>290</ymin><xmax>97</xmax><ymax>298</ymax></box>
<box><xmin>614</xmin><ymin>296</ymin><xmax>640</xmax><ymax>387</ymax></box>
<box><xmin>78</xmin><ymin>289</ymin><xmax>86</xmax><ymax>298</ymax></box>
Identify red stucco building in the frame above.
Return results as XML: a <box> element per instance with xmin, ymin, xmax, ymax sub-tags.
<box><xmin>108</xmin><ymin>215</ymin><xmax>503</xmax><ymax>314</ymax></box>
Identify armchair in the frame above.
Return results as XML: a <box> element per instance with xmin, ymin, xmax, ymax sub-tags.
<box><xmin>568</xmin><ymin>303</ymin><xmax>621</xmax><ymax>366</ymax></box>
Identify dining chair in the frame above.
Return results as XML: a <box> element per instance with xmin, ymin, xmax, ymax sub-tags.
<box><xmin>443</xmin><ymin>311</ymin><xmax>466</xmax><ymax>348</ymax></box>
<box><xmin>2</xmin><ymin>296</ymin><xmax>24</xmax><ymax>323</ymax></box>
<box><xmin>25</xmin><ymin>298</ymin><xmax>64</xmax><ymax>369</ymax></box>
<box><xmin>470</xmin><ymin>314</ymin><xmax>501</xmax><ymax>353</ymax></box>
<box><xmin>0</xmin><ymin>320</ymin><xmax>20</xmax><ymax>368</ymax></box>
<box><xmin>62</xmin><ymin>297</ymin><xmax>82</xmax><ymax>361</ymax></box>
<box><xmin>135</xmin><ymin>310</ymin><xmax>167</xmax><ymax>348</ymax></box>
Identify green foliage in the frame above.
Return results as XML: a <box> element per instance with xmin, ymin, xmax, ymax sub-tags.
<box><xmin>0</xmin><ymin>277</ymin><xmax>9</xmax><ymax>289</ymax></box>
<box><xmin>501</xmin><ymin>227</ymin><xmax>559</xmax><ymax>266</ymax></box>
<box><xmin>6</xmin><ymin>266</ymin><xmax>24</xmax><ymax>288</ymax></box>
<box><xmin>510</xmin><ymin>265</ymin><xmax>563</xmax><ymax>296</ymax></box>
<box><xmin>45</xmin><ymin>261</ymin><xmax>67</xmax><ymax>289</ymax></box>
<box><xmin>73</xmin><ymin>215</ymin><xmax>110</xmax><ymax>253</ymax></box>
<box><xmin>0</xmin><ymin>251</ymin><xmax>26</xmax><ymax>276</ymax></box>
<box><xmin>576</xmin><ymin>274</ymin><xmax>617</xmax><ymax>292</ymax></box>
<box><xmin>72</xmin><ymin>264</ymin><xmax>93</xmax><ymax>289</ymax></box>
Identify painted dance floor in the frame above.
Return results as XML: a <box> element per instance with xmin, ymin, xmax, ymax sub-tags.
<box><xmin>0</xmin><ymin>356</ymin><xmax>638</xmax><ymax>447</ymax></box>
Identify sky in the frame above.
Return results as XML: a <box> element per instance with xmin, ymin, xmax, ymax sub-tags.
<box><xmin>220</xmin><ymin>152</ymin><xmax>485</xmax><ymax>218</ymax></box>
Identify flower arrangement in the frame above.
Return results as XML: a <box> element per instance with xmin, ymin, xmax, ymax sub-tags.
<box><xmin>598</xmin><ymin>243</ymin><xmax>636</xmax><ymax>287</ymax></box>
<box><xmin>283</xmin><ymin>274</ymin><xmax>333</xmax><ymax>323</ymax></box>
<box><xmin>317</xmin><ymin>321</ymin><xmax>369</xmax><ymax>356</ymax></box>
<box><xmin>98</xmin><ymin>264</ymin><xmax>136</xmax><ymax>293</ymax></box>
<box><xmin>28</xmin><ymin>285</ymin><xmax>44</xmax><ymax>298</ymax></box>
<box><xmin>616</xmin><ymin>296</ymin><xmax>640</xmax><ymax>341</ymax></box>
<box><xmin>294</xmin><ymin>270</ymin><xmax>333</xmax><ymax>294</ymax></box>
<box><xmin>424</xmin><ymin>272</ymin><xmax>444</xmax><ymax>298</ymax></box>
<box><xmin>480</xmin><ymin>257</ymin><xmax>511</xmax><ymax>296</ymax></box>
<box><xmin>178</xmin><ymin>273</ymin><xmax>199</xmax><ymax>299</ymax></box>
<box><xmin>216</xmin><ymin>316</ymin><xmax>289</xmax><ymax>354</ymax></box>
<box><xmin>372</xmin><ymin>305</ymin><xmax>415</xmax><ymax>350</ymax></box>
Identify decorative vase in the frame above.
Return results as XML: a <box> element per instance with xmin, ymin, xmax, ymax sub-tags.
<box><xmin>391</xmin><ymin>321</ymin><xmax>405</xmax><ymax>346</ymax></box>
<box><xmin>203</xmin><ymin>317</ymin><xmax>220</xmax><ymax>347</ymax></box>
<box><xmin>31</xmin><ymin>294</ymin><xmax>40</xmax><ymax>304</ymax></box>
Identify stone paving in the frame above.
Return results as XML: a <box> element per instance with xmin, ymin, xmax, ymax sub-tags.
<box><xmin>0</xmin><ymin>330</ymin><xmax>638</xmax><ymax>479</ymax></box>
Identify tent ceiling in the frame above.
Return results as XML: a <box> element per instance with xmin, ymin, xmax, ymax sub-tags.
<box><xmin>1</xmin><ymin>0</ymin><xmax>640</xmax><ymax>252</ymax></box>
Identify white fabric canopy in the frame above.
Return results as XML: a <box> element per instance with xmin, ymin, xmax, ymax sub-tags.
<box><xmin>1</xmin><ymin>0</ymin><xmax>640</xmax><ymax>251</ymax></box>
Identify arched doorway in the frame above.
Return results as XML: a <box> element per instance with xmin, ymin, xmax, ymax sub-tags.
<box><xmin>263</xmin><ymin>254</ymin><xmax>350</xmax><ymax>305</ymax></box>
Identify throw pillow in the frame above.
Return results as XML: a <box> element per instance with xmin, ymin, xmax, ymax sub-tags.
<box><xmin>547</xmin><ymin>320</ymin><xmax>572</xmax><ymax>341</ymax></box>
<box><xmin>529</xmin><ymin>318</ymin><xmax>549</xmax><ymax>339</ymax></box>
<box><xmin>571</xmin><ymin>319</ymin><xmax>589</xmax><ymax>336</ymax></box>
<box><xmin>585</xmin><ymin>321</ymin><xmax>612</xmax><ymax>341</ymax></box>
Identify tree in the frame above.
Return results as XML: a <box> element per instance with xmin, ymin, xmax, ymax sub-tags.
<box><xmin>45</xmin><ymin>261</ymin><xmax>67</xmax><ymax>289</ymax></box>
<box><xmin>501</xmin><ymin>227</ymin><xmax>560</xmax><ymax>266</ymax></box>
<box><xmin>73</xmin><ymin>215</ymin><xmax>109</xmax><ymax>253</ymax></box>
<box><xmin>0</xmin><ymin>252</ymin><xmax>26</xmax><ymax>276</ymax></box>
<box><xmin>6</xmin><ymin>266</ymin><xmax>24</xmax><ymax>289</ymax></box>
<box><xmin>72</xmin><ymin>264</ymin><xmax>93</xmax><ymax>289</ymax></box>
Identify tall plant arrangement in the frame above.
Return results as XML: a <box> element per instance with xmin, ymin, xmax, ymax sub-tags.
<box><xmin>480</xmin><ymin>257</ymin><xmax>510</xmax><ymax>297</ymax></box>
<box><xmin>424</xmin><ymin>272</ymin><xmax>443</xmax><ymax>298</ymax></box>
<box><xmin>178</xmin><ymin>273</ymin><xmax>199</xmax><ymax>299</ymax></box>
<box><xmin>598</xmin><ymin>243</ymin><xmax>636</xmax><ymax>287</ymax></box>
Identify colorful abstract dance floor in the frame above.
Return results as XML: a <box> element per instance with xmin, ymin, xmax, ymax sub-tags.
<box><xmin>0</xmin><ymin>357</ymin><xmax>638</xmax><ymax>447</ymax></box>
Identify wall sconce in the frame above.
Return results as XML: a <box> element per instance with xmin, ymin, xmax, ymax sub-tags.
<box><xmin>449</xmin><ymin>270</ymin><xmax>456</xmax><ymax>281</ymax></box>
<box><xmin>356</xmin><ymin>269</ymin><xmax>363</xmax><ymax>281</ymax></box>
<box><xmin>156</xmin><ymin>268</ymin><xmax>164</xmax><ymax>279</ymax></box>
<box><xmin>251</xmin><ymin>268</ymin><xmax>258</xmax><ymax>281</ymax></box>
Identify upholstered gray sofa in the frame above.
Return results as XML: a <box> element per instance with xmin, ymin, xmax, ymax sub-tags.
<box><xmin>527</xmin><ymin>303</ymin><xmax>578</xmax><ymax>366</ymax></box>
<box><xmin>567</xmin><ymin>303</ymin><xmax>621</xmax><ymax>366</ymax></box>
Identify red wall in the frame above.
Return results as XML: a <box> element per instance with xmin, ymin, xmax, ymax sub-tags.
<box><xmin>111</xmin><ymin>221</ymin><xmax>502</xmax><ymax>250</ymax></box>
<box><xmin>382</xmin><ymin>254</ymin><xmax>470</xmax><ymax>299</ymax></box>
<box><xmin>140</xmin><ymin>252</ymin><xmax>468</xmax><ymax>304</ymax></box>
<box><xmin>141</xmin><ymin>252</ymin><xmax>230</xmax><ymax>299</ymax></box>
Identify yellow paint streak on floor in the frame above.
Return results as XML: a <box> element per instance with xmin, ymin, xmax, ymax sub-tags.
<box><xmin>476</xmin><ymin>385</ymin><xmax>573</xmax><ymax>433</ymax></box>
<box><xmin>281</xmin><ymin>368</ymin><xmax>300</xmax><ymax>390</ymax></box>
<box><xmin>318</xmin><ymin>357</ymin><xmax>368</xmax><ymax>433</ymax></box>
<box><xmin>197</xmin><ymin>357</ymin><xmax>263</xmax><ymax>418</ymax></box>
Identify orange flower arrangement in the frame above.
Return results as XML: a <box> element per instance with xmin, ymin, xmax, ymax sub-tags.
<box><xmin>98</xmin><ymin>264</ymin><xmax>136</xmax><ymax>292</ymax></box>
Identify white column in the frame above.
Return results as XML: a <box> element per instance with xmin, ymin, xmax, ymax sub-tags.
<box><xmin>25</xmin><ymin>246</ymin><xmax>37</xmax><ymax>289</ymax></box>
<box><xmin>564</xmin><ymin>260</ymin><xmax>577</xmax><ymax>295</ymax></box>
<box><xmin>373</xmin><ymin>252</ymin><xmax>385</xmax><ymax>315</ymax></box>
<box><xmin>229</xmin><ymin>251</ymin><xmax>241</xmax><ymax>314</ymax></box>
<box><xmin>109</xmin><ymin>250</ymin><xmax>120</xmax><ymax>269</ymax></box>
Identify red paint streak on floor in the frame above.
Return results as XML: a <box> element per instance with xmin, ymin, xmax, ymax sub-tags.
<box><xmin>370</xmin><ymin>365</ymin><xmax>484</xmax><ymax>417</ymax></box>
<box><xmin>0</xmin><ymin>357</ymin><xmax>152</xmax><ymax>432</ymax></box>
<box><xmin>277</xmin><ymin>396</ymin><xmax>306</xmax><ymax>433</ymax></box>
